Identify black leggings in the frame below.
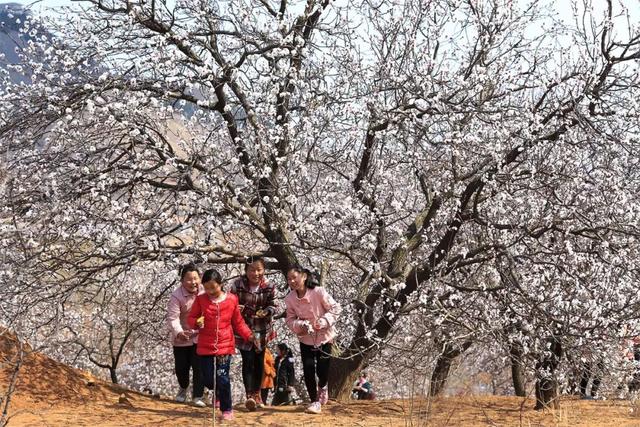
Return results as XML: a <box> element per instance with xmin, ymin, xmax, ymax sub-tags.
<box><xmin>300</xmin><ymin>342</ymin><xmax>332</xmax><ymax>402</ymax></box>
<box><xmin>240</xmin><ymin>348</ymin><xmax>265</xmax><ymax>394</ymax></box>
<box><xmin>260</xmin><ymin>388</ymin><xmax>270</xmax><ymax>404</ymax></box>
<box><xmin>272</xmin><ymin>390</ymin><xmax>292</xmax><ymax>406</ymax></box>
<box><xmin>172</xmin><ymin>345</ymin><xmax>204</xmax><ymax>398</ymax></box>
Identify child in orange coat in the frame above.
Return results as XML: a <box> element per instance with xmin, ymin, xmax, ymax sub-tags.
<box><xmin>260</xmin><ymin>347</ymin><xmax>276</xmax><ymax>405</ymax></box>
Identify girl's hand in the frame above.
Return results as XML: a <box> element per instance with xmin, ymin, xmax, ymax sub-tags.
<box><xmin>313</xmin><ymin>318</ymin><xmax>328</xmax><ymax>330</ymax></box>
<box><xmin>302</xmin><ymin>320</ymin><xmax>315</xmax><ymax>335</ymax></box>
<box><xmin>255</xmin><ymin>309</ymin><xmax>268</xmax><ymax>318</ymax></box>
<box><xmin>251</xmin><ymin>334</ymin><xmax>262</xmax><ymax>352</ymax></box>
<box><xmin>196</xmin><ymin>316</ymin><xmax>205</xmax><ymax>328</ymax></box>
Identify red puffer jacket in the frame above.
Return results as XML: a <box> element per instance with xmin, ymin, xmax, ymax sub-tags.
<box><xmin>187</xmin><ymin>292</ymin><xmax>252</xmax><ymax>356</ymax></box>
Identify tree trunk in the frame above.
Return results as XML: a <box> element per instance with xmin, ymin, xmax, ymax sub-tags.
<box><xmin>509</xmin><ymin>341</ymin><xmax>527</xmax><ymax>397</ymax></box>
<box><xmin>328</xmin><ymin>353</ymin><xmax>364</xmax><ymax>401</ymax></box>
<box><xmin>109</xmin><ymin>367</ymin><xmax>118</xmax><ymax>384</ymax></box>
<box><xmin>429</xmin><ymin>357</ymin><xmax>453</xmax><ymax>397</ymax></box>
<box><xmin>534</xmin><ymin>337</ymin><xmax>562</xmax><ymax>410</ymax></box>
<box><xmin>294</xmin><ymin>377</ymin><xmax>308</xmax><ymax>402</ymax></box>
<box><xmin>534</xmin><ymin>375</ymin><xmax>559</xmax><ymax>410</ymax></box>
<box><xmin>429</xmin><ymin>340</ymin><xmax>473</xmax><ymax>397</ymax></box>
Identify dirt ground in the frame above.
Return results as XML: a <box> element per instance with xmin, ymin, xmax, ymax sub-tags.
<box><xmin>3</xmin><ymin>331</ymin><xmax>640</xmax><ymax>426</ymax></box>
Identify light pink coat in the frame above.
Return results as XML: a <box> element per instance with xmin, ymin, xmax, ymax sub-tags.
<box><xmin>285</xmin><ymin>287</ymin><xmax>341</xmax><ymax>346</ymax></box>
<box><xmin>166</xmin><ymin>284</ymin><xmax>204</xmax><ymax>347</ymax></box>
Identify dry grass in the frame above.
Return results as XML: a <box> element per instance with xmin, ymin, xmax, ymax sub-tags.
<box><xmin>2</xmin><ymin>332</ymin><xmax>640</xmax><ymax>426</ymax></box>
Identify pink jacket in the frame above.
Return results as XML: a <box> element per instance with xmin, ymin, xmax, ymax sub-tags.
<box><xmin>166</xmin><ymin>284</ymin><xmax>204</xmax><ymax>347</ymax></box>
<box><xmin>285</xmin><ymin>287</ymin><xmax>341</xmax><ymax>346</ymax></box>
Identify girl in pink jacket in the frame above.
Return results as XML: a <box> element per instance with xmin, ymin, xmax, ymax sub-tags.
<box><xmin>284</xmin><ymin>265</ymin><xmax>341</xmax><ymax>414</ymax></box>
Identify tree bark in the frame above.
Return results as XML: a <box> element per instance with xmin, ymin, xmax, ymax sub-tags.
<box><xmin>429</xmin><ymin>340</ymin><xmax>473</xmax><ymax>397</ymax></box>
<box><xmin>328</xmin><ymin>352</ymin><xmax>364</xmax><ymax>401</ymax></box>
<box><xmin>509</xmin><ymin>340</ymin><xmax>527</xmax><ymax>397</ymax></box>
<box><xmin>534</xmin><ymin>337</ymin><xmax>562</xmax><ymax>410</ymax></box>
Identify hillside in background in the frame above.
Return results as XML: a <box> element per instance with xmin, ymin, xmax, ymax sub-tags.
<box><xmin>0</xmin><ymin>3</ymin><xmax>40</xmax><ymax>84</ymax></box>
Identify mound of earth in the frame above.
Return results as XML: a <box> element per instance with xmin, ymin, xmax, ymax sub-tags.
<box><xmin>1</xmin><ymin>329</ymin><xmax>639</xmax><ymax>426</ymax></box>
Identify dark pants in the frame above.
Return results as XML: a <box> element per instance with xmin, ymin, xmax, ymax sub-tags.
<box><xmin>240</xmin><ymin>348</ymin><xmax>265</xmax><ymax>395</ymax></box>
<box><xmin>201</xmin><ymin>355</ymin><xmax>232</xmax><ymax>412</ymax></box>
<box><xmin>272</xmin><ymin>389</ymin><xmax>292</xmax><ymax>406</ymax></box>
<box><xmin>631</xmin><ymin>344</ymin><xmax>640</xmax><ymax>392</ymax></box>
<box><xmin>579</xmin><ymin>361</ymin><xmax>603</xmax><ymax>397</ymax></box>
<box><xmin>300</xmin><ymin>342</ymin><xmax>331</xmax><ymax>402</ymax></box>
<box><xmin>260</xmin><ymin>388</ymin><xmax>270</xmax><ymax>404</ymax></box>
<box><xmin>173</xmin><ymin>345</ymin><xmax>204</xmax><ymax>398</ymax></box>
<box><xmin>356</xmin><ymin>390</ymin><xmax>369</xmax><ymax>400</ymax></box>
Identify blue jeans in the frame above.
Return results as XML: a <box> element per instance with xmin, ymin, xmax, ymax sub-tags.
<box><xmin>201</xmin><ymin>355</ymin><xmax>232</xmax><ymax>412</ymax></box>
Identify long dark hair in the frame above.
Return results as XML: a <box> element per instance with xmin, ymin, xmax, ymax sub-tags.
<box><xmin>277</xmin><ymin>342</ymin><xmax>293</xmax><ymax>357</ymax></box>
<box><xmin>287</xmin><ymin>264</ymin><xmax>320</xmax><ymax>289</ymax></box>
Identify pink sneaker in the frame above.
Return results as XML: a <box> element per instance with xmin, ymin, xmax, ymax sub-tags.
<box><xmin>221</xmin><ymin>410</ymin><xmax>234</xmax><ymax>421</ymax></box>
<box><xmin>318</xmin><ymin>385</ymin><xmax>328</xmax><ymax>405</ymax></box>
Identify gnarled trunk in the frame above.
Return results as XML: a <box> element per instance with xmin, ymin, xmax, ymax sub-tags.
<box><xmin>509</xmin><ymin>340</ymin><xmax>527</xmax><ymax>397</ymax></box>
<box><xmin>534</xmin><ymin>337</ymin><xmax>562</xmax><ymax>410</ymax></box>
<box><xmin>328</xmin><ymin>353</ymin><xmax>364</xmax><ymax>401</ymax></box>
<box><xmin>429</xmin><ymin>340</ymin><xmax>473</xmax><ymax>397</ymax></box>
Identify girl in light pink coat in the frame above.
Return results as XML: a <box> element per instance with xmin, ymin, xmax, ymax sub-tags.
<box><xmin>284</xmin><ymin>265</ymin><xmax>341</xmax><ymax>414</ymax></box>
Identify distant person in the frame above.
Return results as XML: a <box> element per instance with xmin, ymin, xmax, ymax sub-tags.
<box><xmin>229</xmin><ymin>256</ymin><xmax>277</xmax><ymax>411</ymax></box>
<box><xmin>261</xmin><ymin>347</ymin><xmax>276</xmax><ymax>405</ymax></box>
<box><xmin>579</xmin><ymin>360</ymin><xmax>604</xmax><ymax>400</ymax></box>
<box><xmin>272</xmin><ymin>343</ymin><xmax>296</xmax><ymax>406</ymax></box>
<box><xmin>352</xmin><ymin>371</ymin><xmax>373</xmax><ymax>400</ymax></box>
<box><xmin>166</xmin><ymin>263</ymin><xmax>205</xmax><ymax>407</ymax></box>
<box><xmin>187</xmin><ymin>269</ymin><xmax>260</xmax><ymax>422</ymax></box>
<box><xmin>629</xmin><ymin>337</ymin><xmax>640</xmax><ymax>392</ymax></box>
<box><xmin>284</xmin><ymin>265</ymin><xmax>341</xmax><ymax>414</ymax></box>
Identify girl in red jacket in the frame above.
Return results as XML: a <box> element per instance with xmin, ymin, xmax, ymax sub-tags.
<box><xmin>188</xmin><ymin>269</ymin><xmax>258</xmax><ymax>421</ymax></box>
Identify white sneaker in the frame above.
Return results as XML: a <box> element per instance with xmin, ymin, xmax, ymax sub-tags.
<box><xmin>306</xmin><ymin>401</ymin><xmax>321</xmax><ymax>414</ymax></box>
<box><xmin>193</xmin><ymin>397</ymin><xmax>206</xmax><ymax>407</ymax></box>
<box><xmin>175</xmin><ymin>388</ymin><xmax>187</xmax><ymax>403</ymax></box>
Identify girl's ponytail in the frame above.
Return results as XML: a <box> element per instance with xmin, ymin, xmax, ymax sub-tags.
<box><xmin>288</xmin><ymin>264</ymin><xmax>320</xmax><ymax>289</ymax></box>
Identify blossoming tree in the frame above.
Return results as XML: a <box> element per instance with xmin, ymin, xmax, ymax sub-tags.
<box><xmin>1</xmin><ymin>0</ymin><xmax>639</xmax><ymax>409</ymax></box>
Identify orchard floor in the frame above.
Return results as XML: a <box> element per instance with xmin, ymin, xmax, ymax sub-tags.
<box><xmin>9</xmin><ymin>383</ymin><xmax>640</xmax><ymax>427</ymax></box>
<box><xmin>3</xmin><ymin>332</ymin><xmax>640</xmax><ymax>426</ymax></box>
<box><xmin>7</xmin><ymin>392</ymin><xmax>640</xmax><ymax>427</ymax></box>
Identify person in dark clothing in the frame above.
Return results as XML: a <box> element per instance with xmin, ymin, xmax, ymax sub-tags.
<box><xmin>229</xmin><ymin>257</ymin><xmax>277</xmax><ymax>411</ymax></box>
<box><xmin>629</xmin><ymin>338</ymin><xmax>640</xmax><ymax>392</ymax></box>
<box><xmin>579</xmin><ymin>360</ymin><xmax>604</xmax><ymax>399</ymax></box>
<box><xmin>272</xmin><ymin>343</ymin><xmax>296</xmax><ymax>406</ymax></box>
